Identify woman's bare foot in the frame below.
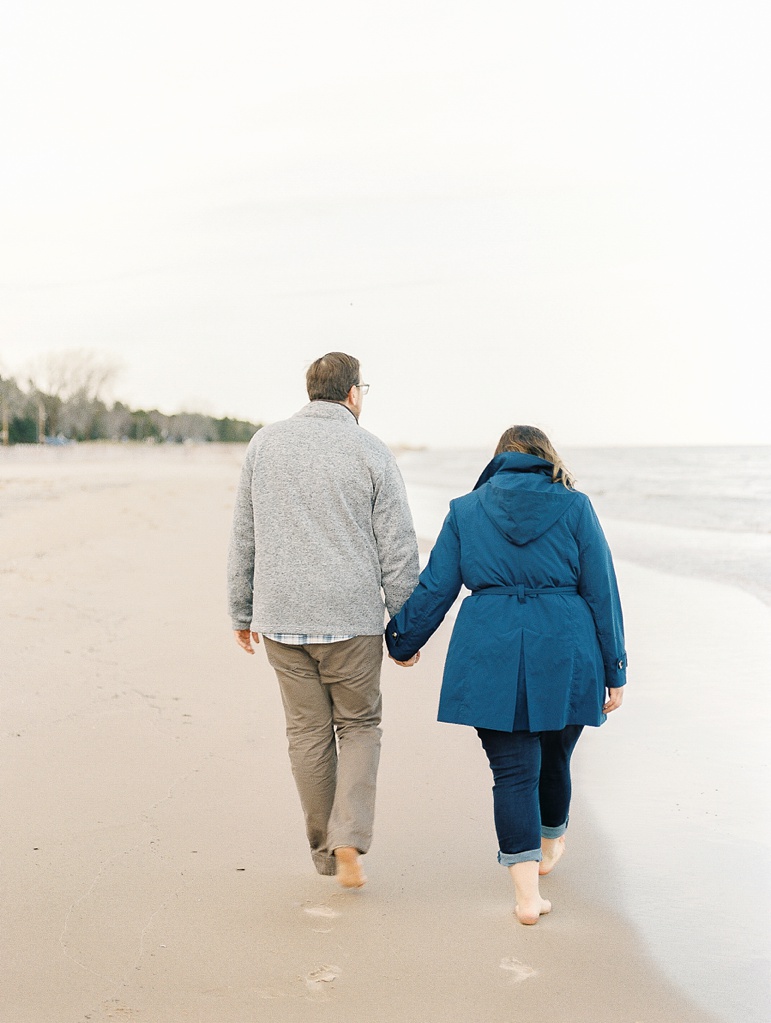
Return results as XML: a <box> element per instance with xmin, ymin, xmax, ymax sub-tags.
<box><xmin>515</xmin><ymin>897</ymin><xmax>552</xmax><ymax>925</ymax></box>
<box><xmin>508</xmin><ymin>860</ymin><xmax>551</xmax><ymax>925</ymax></box>
<box><xmin>334</xmin><ymin>847</ymin><xmax>367</xmax><ymax>888</ymax></box>
<box><xmin>539</xmin><ymin>835</ymin><xmax>566</xmax><ymax>876</ymax></box>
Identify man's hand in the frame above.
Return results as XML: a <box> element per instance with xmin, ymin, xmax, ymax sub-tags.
<box><xmin>603</xmin><ymin>686</ymin><xmax>624</xmax><ymax>713</ymax></box>
<box><xmin>234</xmin><ymin>629</ymin><xmax>260</xmax><ymax>655</ymax></box>
<box><xmin>390</xmin><ymin>651</ymin><xmax>421</xmax><ymax>667</ymax></box>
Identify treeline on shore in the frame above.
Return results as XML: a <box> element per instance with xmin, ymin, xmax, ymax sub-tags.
<box><xmin>0</xmin><ymin>373</ymin><xmax>262</xmax><ymax>445</ymax></box>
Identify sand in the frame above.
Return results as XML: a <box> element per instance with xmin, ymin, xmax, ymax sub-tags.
<box><xmin>1</xmin><ymin>443</ymin><xmax>768</xmax><ymax>1023</ymax></box>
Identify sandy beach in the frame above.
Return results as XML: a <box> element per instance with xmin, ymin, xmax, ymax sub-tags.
<box><xmin>1</xmin><ymin>443</ymin><xmax>768</xmax><ymax>1023</ymax></box>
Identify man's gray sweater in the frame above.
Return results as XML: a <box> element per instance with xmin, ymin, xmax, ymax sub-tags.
<box><xmin>227</xmin><ymin>401</ymin><xmax>420</xmax><ymax>635</ymax></box>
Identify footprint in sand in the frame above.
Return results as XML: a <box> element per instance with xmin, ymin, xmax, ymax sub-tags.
<box><xmin>500</xmin><ymin>957</ymin><xmax>537</xmax><ymax>983</ymax></box>
<box><xmin>305</xmin><ymin>964</ymin><xmax>341</xmax><ymax>994</ymax></box>
<box><xmin>303</xmin><ymin>905</ymin><xmax>340</xmax><ymax>919</ymax></box>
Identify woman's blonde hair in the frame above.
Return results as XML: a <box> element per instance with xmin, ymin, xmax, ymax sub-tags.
<box><xmin>494</xmin><ymin>425</ymin><xmax>575</xmax><ymax>489</ymax></box>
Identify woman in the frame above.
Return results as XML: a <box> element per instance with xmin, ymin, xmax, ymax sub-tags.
<box><xmin>386</xmin><ymin>426</ymin><xmax>627</xmax><ymax>924</ymax></box>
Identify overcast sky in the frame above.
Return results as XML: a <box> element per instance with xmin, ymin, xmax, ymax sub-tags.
<box><xmin>1</xmin><ymin>0</ymin><xmax>768</xmax><ymax>448</ymax></box>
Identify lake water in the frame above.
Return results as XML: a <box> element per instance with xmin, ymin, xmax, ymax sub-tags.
<box><xmin>397</xmin><ymin>445</ymin><xmax>771</xmax><ymax>607</ymax></box>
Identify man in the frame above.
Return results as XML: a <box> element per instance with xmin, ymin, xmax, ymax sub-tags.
<box><xmin>228</xmin><ymin>352</ymin><xmax>419</xmax><ymax>887</ymax></box>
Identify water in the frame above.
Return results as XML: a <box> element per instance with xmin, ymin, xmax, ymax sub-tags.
<box><xmin>397</xmin><ymin>445</ymin><xmax>771</xmax><ymax>606</ymax></box>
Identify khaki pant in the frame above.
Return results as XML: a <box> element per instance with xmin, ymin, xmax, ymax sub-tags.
<box><xmin>263</xmin><ymin>635</ymin><xmax>384</xmax><ymax>875</ymax></box>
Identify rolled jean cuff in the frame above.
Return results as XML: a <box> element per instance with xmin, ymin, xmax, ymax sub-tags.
<box><xmin>498</xmin><ymin>847</ymin><xmax>542</xmax><ymax>866</ymax></box>
<box><xmin>541</xmin><ymin>821</ymin><xmax>568</xmax><ymax>839</ymax></box>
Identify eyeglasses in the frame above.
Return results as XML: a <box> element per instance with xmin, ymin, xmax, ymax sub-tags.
<box><xmin>356</xmin><ymin>383</ymin><xmax>370</xmax><ymax>395</ymax></box>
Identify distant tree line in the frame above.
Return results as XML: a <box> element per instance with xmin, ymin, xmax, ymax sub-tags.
<box><xmin>0</xmin><ymin>352</ymin><xmax>261</xmax><ymax>445</ymax></box>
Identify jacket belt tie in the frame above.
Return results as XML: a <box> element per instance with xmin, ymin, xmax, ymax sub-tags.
<box><xmin>471</xmin><ymin>584</ymin><xmax>579</xmax><ymax>604</ymax></box>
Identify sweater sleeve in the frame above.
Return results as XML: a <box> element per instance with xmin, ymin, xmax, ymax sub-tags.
<box><xmin>227</xmin><ymin>442</ymin><xmax>257</xmax><ymax>630</ymax></box>
<box><xmin>576</xmin><ymin>497</ymin><xmax>628</xmax><ymax>688</ymax></box>
<box><xmin>385</xmin><ymin>508</ymin><xmax>463</xmax><ymax>660</ymax></box>
<box><xmin>372</xmin><ymin>454</ymin><xmax>420</xmax><ymax>617</ymax></box>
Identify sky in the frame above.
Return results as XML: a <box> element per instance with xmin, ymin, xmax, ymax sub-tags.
<box><xmin>1</xmin><ymin>0</ymin><xmax>768</xmax><ymax>448</ymax></box>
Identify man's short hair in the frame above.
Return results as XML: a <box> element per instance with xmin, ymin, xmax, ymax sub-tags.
<box><xmin>306</xmin><ymin>352</ymin><xmax>360</xmax><ymax>402</ymax></box>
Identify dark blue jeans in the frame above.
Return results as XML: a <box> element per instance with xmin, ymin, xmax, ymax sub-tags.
<box><xmin>476</xmin><ymin>725</ymin><xmax>584</xmax><ymax>865</ymax></box>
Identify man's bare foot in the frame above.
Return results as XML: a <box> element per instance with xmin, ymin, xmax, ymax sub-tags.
<box><xmin>515</xmin><ymin>897</ymin><xmax>552</xmax><ymax>925</ymax></box>
<box><xmin>334</xmin><ymin>847</ymin><xmax>367</xmax><ymax>888</ymax></box>
<box><xmin>539</xmin><ymin>835</ymin><xmax>566</xmax><ymax>876</ymax></box>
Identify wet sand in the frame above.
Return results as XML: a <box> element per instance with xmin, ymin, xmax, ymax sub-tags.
<box><xmin>1</xmin><ymin>444</ymin><xmax>768</xmax><ymax>1022</ymax></box>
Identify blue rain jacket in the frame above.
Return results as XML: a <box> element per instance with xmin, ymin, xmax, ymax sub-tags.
<box><xmin>386</xmin><ymin>452</ymin><xmax>627</xmax><ymax>732</ymax></box>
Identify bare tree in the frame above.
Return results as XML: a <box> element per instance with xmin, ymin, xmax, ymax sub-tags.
<box><xmin>0</xmin><ymin>376</ymin><xmax>31</xmax><ymax>444</ymax></box>
<box><xmin>27</xmin><ymin>349</ymin><xmax>121</xmax><ymax>439</ymax></box>
<box><xmin>99</xmin><ymin>401</ymin><xmax>134</xmax><ymax>441</ymax></box>
<box><xmin>27</xmin><ymin>349</ymin><xmax>120</xmax><ymax>404</ymax></box>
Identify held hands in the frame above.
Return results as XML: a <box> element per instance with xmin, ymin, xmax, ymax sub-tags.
<box><xmin>234</xmin><ymin>629</ymin><xmax>260</xmax><ymax>654</ymax></box>
<box><xmin>235</xmin><ymin>629</ymin><xmax>420</xmax><ymax>666</ymax></box>
<box><xmin>603</xmin><ymin>686</ymin><xmax>624</xmax><ymax>713</ymax></box>
<box><xmin>389</xmin><ymin>650</ymin><xmax>421</xmax><ymax>668</ymax></box>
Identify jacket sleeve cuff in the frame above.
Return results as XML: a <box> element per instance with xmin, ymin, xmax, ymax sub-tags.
<box><xmin>385</xmin><ymin>621</ymin><xmax>416</xmax><ymax>659</ymax></box>
<box><xmin>605</xmin><ymin>653</ymin><xmax>628</xmax><ymax>686</ymax></box>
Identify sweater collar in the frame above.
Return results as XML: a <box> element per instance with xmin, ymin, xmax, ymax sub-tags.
<box><xmin>294</xmin><ymin>400</ymin><xmax>359</xmax><ymax>424</ymax></box>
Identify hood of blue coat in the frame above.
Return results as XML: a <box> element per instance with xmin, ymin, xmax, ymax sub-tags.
<box><xmin>473</xmin><ymin>451</ymin><xmax>579</xmax><ymax>545</ymax></box>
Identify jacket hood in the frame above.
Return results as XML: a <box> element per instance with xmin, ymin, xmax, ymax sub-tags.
<box><xmin>473</xmin><ymin>452</ymin><xmax>579</xmax><ymax>545</ymax></box>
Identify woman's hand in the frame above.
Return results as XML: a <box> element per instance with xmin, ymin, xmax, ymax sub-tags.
<box><xmin>603</xmin><ymin>686</ymin><xmax>624</xmax><ymax>713</ymax></box>
<box><xmin>390</xmin><ymin>651</ymin><xmax>421</xmax><ymax>668</ymax></box>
